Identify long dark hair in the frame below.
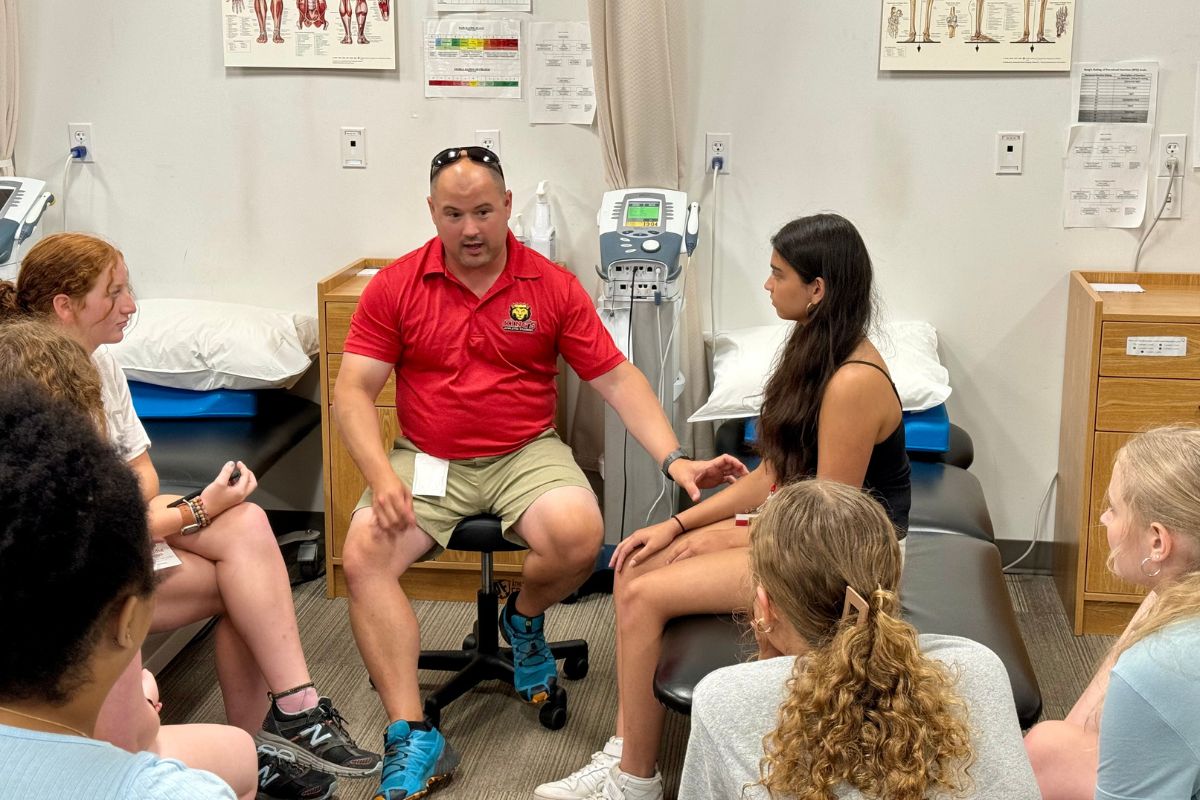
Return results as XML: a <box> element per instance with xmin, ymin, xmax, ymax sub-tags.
<box><xmin>757</xmin><ymin>214</ymin><xmax>876</xmax><ymax>484</ymax></box>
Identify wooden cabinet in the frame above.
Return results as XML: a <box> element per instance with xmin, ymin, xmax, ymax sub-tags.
<box><xmin>318</xmin><ymin>259</ymin><xmax>526</xmax><ymax>600</ymax></box>
<box><xmin>1054</xmin><ymin>271</ymin><xmax>1200</xmax><ymax>634</ymax></box>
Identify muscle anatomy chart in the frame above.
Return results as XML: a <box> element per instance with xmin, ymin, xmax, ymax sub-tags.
<box><xmin>223</xmin><ymin>0</ymin><xmax>396</xmax><ymax>69</ymax></box>
<box><xmin>879</xmin><ymin>0</ymin><xmax>1075</xmax><ymax>71</ymax></box>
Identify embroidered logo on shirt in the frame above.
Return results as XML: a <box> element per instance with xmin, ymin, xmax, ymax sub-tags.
<box><xmin>503</xmin><ymin>302</ymin><xmax>537</xmax><ymax>333</ymax></box>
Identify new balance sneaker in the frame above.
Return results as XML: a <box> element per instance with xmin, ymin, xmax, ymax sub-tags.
<box><xmin>373</xmin><ymin>720</ymin><xmax>460</xmax><ymax>800</ymax></box>
<box><xmin>258</xmin><ymin>696</ymin><xmax>382</xmax><ymax>778</ymax></box>
<box><xmin>592</xmin><ymin>766</ymin><xmax>663</xmax><ymax>800</ymax></box>
<box><xmin>256</xmin><ymin>743</ymin><xmax>337</xmax><ymax>800</ymax></box>
<box><xmin>499</xmin><ymin>591</ymin><xmax>558</xmax><ymax>703</ymax></box>
<box><xmin>534</xmin><ymin>736</ymin><xmax>623</xmax><ymax>799</ymax></box>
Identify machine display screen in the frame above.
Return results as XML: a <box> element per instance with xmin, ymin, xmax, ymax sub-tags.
<box><xmin>624</xmin><ymin>199</ymin><xmax>661</xmax><ymax>228</ymax></box>
<box><xmin>0</xmin><ymin>188</ymin><xmax>11</xmax><ymax>209</ymax></box>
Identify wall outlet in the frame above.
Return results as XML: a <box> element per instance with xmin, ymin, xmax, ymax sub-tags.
<box><xmin>67</xmin><ymin>123</ymin><xmax>94</xmax><ymax>162</ymax></box>
<box><xmin>341</xmin><ymin>126</ymin><xmax>366</xmax><ymax>168</ymax></box>
<box><xmin>1156</xmin><ymin>175</ymin><xmax>1183</xmax><ymax>219</ymax></box>
<box><xmin>1157</xmin><ymin>133</ymin><xmax>1186</xmax><ymax>177</ymax></box>
<box><xmin>475</xmin><ymin>129</ymin><xmax>501</xmax><ymax>158</ymax></box>
<box><xmin>705</xmin><ymin>132</ymin><xmax>731</xmax><ymax>173</ymax></box>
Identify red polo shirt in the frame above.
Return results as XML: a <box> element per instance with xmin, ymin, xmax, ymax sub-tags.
<box><xmin>344</xmin><ymin>232</ymin><xmax>625</xmax><ymax>459</ymax></box>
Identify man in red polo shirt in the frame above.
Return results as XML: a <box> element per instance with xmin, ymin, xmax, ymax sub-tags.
<box><xmin>334</xmin><ymin>146</ymin><xmax>745</xmax><ymax>799</ymax></box>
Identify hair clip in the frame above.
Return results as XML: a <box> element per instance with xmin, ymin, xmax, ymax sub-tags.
<box><xmin>841</xmin><ymin>585</ymin><xmax>869</xmax><ymax>627</ymax></box>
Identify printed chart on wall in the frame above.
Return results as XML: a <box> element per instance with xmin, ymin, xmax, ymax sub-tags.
<box><xmin>222</xmin><ymin>0</ymin><xmax>396</xmax><ymax>69</ymax></box>
<box><xmin>1063</xmin><ymin>62</ymin><xmax>1157</xmax><ymax>228</ymax></box>
<box><xmin>435</xmin><ymin>0</ymin><xmax>531</xmax><ymax>10</ymax></box>
<box><xmin>879</xmin><ymin>0</ymin><xmax>1075</xmax><ymax>71</ymax></box>
<box><xmin>424</xmin><ymin>18</ymin><xmax>521</xmax><ymax>98</ymax></box>
<box><xmin>529</xmin><ymin>22</ymin><xmax>595</xmax><ymax>125</ymax></box>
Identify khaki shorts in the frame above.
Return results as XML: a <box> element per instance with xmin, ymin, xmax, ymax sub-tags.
<box><xmin>353</xmin><ymin>429</ymin><xmax>592</xmax><ymax>560</ymax></box>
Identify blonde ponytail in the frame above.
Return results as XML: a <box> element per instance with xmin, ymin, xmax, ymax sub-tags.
<box><xmin>750</xmin><ymin>481</ymin><xmax>974</xmax><ymax>800</ymax></box>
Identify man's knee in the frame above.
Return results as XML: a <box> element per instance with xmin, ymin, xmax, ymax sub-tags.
<box><xmin>520</xmin><ymin>488</ymin><xmax>602</xmax><ymax>569</ymax></box>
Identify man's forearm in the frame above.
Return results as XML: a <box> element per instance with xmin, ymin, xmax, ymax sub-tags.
<box><xmin>591</xmin><ymin>361</ymin><xmax>680</xmax><ymax>466</ymax></box>
<box><xmin>333</xmin><ymin>389</ymin><xmax>399</xmax><ymax>489</ymax></box>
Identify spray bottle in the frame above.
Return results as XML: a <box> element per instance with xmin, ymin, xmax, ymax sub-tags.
<box><xmin>509</xmin><ymin>212</ymin><xmax>529</xmax><ymax>246</ymax></box>
<box><xmin>530</xmin><ymin>180</ymin><xmax>557</xmax><ymax>261</ymax></box>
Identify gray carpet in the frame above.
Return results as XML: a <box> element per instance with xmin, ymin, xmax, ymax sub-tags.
<box><xmin>158</xmin><ymin>574</ymin><xmax>1115</xmax><ymax>800</ymax></box>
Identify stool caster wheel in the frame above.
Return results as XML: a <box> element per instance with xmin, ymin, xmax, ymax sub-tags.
<box><xmin>563</xmin><ymin>655</ymin><xmax>589</xmax><ymax>680</ymax></box>
<box><xmin>538</xmin><ymin>687</ymin><xmax>568</xmax><ymax>730</ymax></box>
<box><xmin>423</xmin><ymin>699</ymin><xmax>441</xmax><ymax>729</ymax></box>
<box><xmin>462</xmin><ymin>621</ymin><xmax>479</xmax><ymax>650</ymax></box>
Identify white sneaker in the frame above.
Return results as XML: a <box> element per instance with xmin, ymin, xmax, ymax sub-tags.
<box><xmin>595</xmin><ymin>765</ymin><xmax>663</xmax><ymax>800</ymax></box>
<box><xmin>534</xmin><ymin>737</ymin><xmax>623</xmax><ymax>799</ymax></box>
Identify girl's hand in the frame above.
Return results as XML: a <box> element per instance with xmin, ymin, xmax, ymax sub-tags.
<box><xmin>610</xmin><ymin>520</ymin><xmax>681</xmax><ymax>572</ymax></box>
<box><xmin>199</xmin><ymin>460</ymin><xmax>256</xmax><ymax>518</ymax></box>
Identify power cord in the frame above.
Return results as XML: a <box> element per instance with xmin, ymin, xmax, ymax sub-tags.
<box><xmin>1133</xmin><ymin>156</ymin><xmax>1179</xmax><ymax>272</ymax></box>
<box><xmin>1002</xmin><ymin>473</ymin><xmax>1057</xmax><ymax>572</ymax></box>
<box><xmin>61</xmin><ymin>145</ymin><xmax>87</xmax><ymax>231</ymax></box>
<box><xmin>700</xmin><ymin>159</ymin><xmax>720</xmax><ymax>335</ymax></box>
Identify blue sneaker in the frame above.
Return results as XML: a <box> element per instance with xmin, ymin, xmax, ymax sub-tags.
<box><xmin>500</xmin><ymin>591</ymin><xmax>558</xmax><ymax>704</ymax></box>
<box><xmin>373</xmin><ymin>721</ymin><xmax>459</xmax><ymax>800</ymax></box>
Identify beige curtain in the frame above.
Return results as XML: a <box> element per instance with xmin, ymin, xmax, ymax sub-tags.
<box><xmin>0</xmin><ymin>0</ymin><xmax>16</xmax><ymax>177</ymax></box>
<box><xmin>572</xmin><ymin>0</ymin><xmax>714</xmax><ymax>470</ymax></box>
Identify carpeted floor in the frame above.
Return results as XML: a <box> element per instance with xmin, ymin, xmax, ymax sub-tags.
<box><xmin>158</xmin><ymin>574</ymin><xmax>1115</xmax><ymax>800</ymax></box>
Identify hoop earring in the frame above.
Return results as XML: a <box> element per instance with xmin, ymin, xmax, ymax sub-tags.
<box><xmin>804</xmin><ymin>301</ymin><xmax>816</xmax><ymax>317</ymax></box>
<box><xmin>750</xmin><ymin>617</ymin><xmax>774</xmax><ymax>635</ymax></box>
<box><xmin>1140</xmin><ymin>556</ymin><xmax>1162</xmax><ymax>578</ymax></box>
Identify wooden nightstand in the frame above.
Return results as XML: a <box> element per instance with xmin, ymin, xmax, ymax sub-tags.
<box><xmin>1054</xmin><ymin>270</ymin><xmax>1200</xmax><ymax>634</ymax></box>
<box><xmin>317</xmin><ymin>258</ymin><xmax>527</xmax><ymax>601</ymax></box>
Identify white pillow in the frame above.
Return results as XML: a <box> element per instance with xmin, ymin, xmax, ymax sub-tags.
<box><xmin>110</xmin><ymin>299</ymin><xmax>319</xmax><ymax>391</ymax></box>
<box><xmin>687</xmin><ymin>320</ymin><xmax>951</xmax><ymax>423</ymax></box>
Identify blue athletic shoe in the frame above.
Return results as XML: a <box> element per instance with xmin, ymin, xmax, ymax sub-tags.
<box><xmin>373</xmin><ymin>721</ymin><xmax>459</xmax><ymax>800</ymax></box>
<box><xmin>500</xmin><ymin>591</ymin><xmax>558</xmax><ymax>704</ymax></box>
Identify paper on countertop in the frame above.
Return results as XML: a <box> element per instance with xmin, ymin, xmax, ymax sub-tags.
<box><xmin>1090</xmin><ymin>283</ymin><xmax>1144</xmax><ymax>293</ymax></box>
<box><xmin>358</xmin><ymin>268</ymin><xmax>381</xmax><ymax>276</ymax></box>
<box><xmin>1062</xmin><ymin>123</ymin><xmax>1152</xmax><ymax>228</ymax></box>
<box><xmin>529</xmin><ymin>22</ymin><xmax>596</xmax><ymax>125</ymax></box>
<box><xmin>153</xmin><ymin>541</ymin><xmax>183</xmax><ymax>571</ymax></box>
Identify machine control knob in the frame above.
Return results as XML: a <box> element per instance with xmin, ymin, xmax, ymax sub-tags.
<box><xmin>641</xmin><ymin>239</ymin><xmax>661</xmax><ymax>253</ymax></box>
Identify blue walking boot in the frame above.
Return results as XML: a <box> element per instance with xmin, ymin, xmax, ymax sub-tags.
<box><xmin>500</xmin><ymin>591</ymin><xmax>558</xmax><ymax>704</ymax></box>
<box><xmin>372</xmin><ymin>720</ymin><xmax>459</xmax><ymax>800</ymax></box>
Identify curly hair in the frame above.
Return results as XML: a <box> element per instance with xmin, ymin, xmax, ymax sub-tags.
<box><xmin>756</xmin><ymin>215</ymin><xmax>877</xmax><ymax>485</ymax></box>
<box><xmin>0</xmin><ymin>319</ymin><xmax>105</xmax><ymax>432</ymax></box>
<box><xmin>1107</xmin><ymin>425</ymin><xmax>1200</xmax><ymax>661</ymax></box>
<box><xmin>750</xmin><ymin>480</ymin><xmax>974</xmax><ymax>800</ymax></box>
<box><xmin>0</xmin><ymin>381</ymin><xmax>151</xmax><ymax>705</ymax></box>
<box><xmin>0</xmin><ymin>232</ymin><xmax>122</xmax><ymax>320</ymax></box>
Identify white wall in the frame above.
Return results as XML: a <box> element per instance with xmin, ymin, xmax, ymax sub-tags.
<box><xmin>15</xmin><ymin>1</ymin><xmax>1200</xmax><ymax>541</ymax></box>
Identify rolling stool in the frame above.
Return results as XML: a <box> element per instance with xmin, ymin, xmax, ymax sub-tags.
<box><xmin>416</xmin><ymin>515</ymin><xmax>589</xmax><ymax>730</ymax></box>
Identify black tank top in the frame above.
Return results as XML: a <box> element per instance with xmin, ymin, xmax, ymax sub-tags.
<box><xmin>830</xmin><ymin>360</ymin><xmax>911</xmax><ymax>537</ymax></box>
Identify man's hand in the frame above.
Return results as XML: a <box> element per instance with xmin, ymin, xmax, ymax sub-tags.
<box><xmin>609</xmin><ymin>519</ymin><xmax>681</xmax><ymax>572</ymax></box>
<box><xmin>667</xmin><ymin>454</ymin><xmax>750</xmax><ymax>502</ymax></box>
<box><xmin>371</xmin><ymin>473</ymin><xmax>415</xmax><ymax>534</ymax></box>
<box><xmin>664</xmin><ymin>526</ymin><xmax>744</xmax><ymax>564</ymax></box>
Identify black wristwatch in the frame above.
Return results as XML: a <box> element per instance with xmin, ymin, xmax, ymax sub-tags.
<box><xmin>660</xmin><ymin>447</ymin><xmax>690</xmax><ymax>478</ymax></box>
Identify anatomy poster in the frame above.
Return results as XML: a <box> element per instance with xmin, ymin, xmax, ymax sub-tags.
<box><xmin>879</xmin><ymin>0</ymin><xmax>1075</xmax><ymax>72</ymax></box>
<box><xmin>223</xmin><ymin>0</ymin><xmax>396</xmax><ymax>70</ymax></box>
<box><xmin>424</xmin><ymin>18</ymin><xmax>522</xmax><ymax>99</ymax></box>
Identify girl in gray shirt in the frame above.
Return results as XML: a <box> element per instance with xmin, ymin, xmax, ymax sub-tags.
<box><xmin>679</xmin><ymin>480</ymin><xmax>1039</xmax><ymax>800</ymax></box>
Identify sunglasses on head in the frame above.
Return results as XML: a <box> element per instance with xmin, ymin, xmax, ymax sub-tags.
<box><xmin>429</xmin><ymin>146</ymin><xmax>504</xmax><ymax>182</ymax></box>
